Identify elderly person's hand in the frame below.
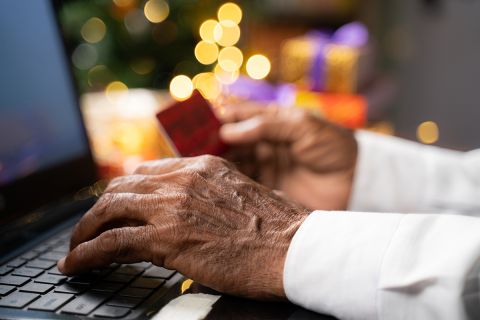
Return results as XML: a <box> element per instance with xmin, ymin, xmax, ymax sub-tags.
<box><xmin>220</xmin><ymin>104</ymin><xmax>357</xmax><ymax>211</ymax></box>
<box><xmin>57</xmin><ymin>156</ymin><xmax>309</xmax><ymax>300</ymax></box>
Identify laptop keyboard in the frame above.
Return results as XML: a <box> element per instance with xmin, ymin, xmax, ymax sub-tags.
<box><xmin>0</xmin><ymin>228</ymin><xmax>178</xmax><ymax>318</ymax></box>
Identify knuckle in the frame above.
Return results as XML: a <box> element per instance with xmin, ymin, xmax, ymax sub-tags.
<box><xmin>99</xmin><ymin>229</ymin><xmax>122</xmax><ymax>255</ymax></box>
<box><xmin>90</xmin><ymin>193</ymin><xmax>115</xmax><ymax>218</ymax></box>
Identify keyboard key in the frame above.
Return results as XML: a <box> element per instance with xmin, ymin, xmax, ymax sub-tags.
<box><xmin>0</xmin><ymin>285</ymin><xmax>15</xmax><ymax>296</ymax></box>
<box><xmin>47</xmin><ymin>266</ymin><xmax>63</xmax><ymax>275</ymax></box>
<box><xmin>143</xmin><ymin>266</ymin><xmax>176</xmax><ymax>279</ymax></box>
<box><xmin>129</xmin><ymin>262</ymin><xmax>151</xmax><ymax>269</ymax></box>
<box><xmin>115</xmin><ymin>265</ymin><xmax>144</xmax><ymax>276</ymax></box>
<box><xmin>12</xmin><ymin>267</ymin><xmax>43</xmax><ymax>278</ymax></box>
<box><xmin>119</xmin><ymin>287</ymin><xmax>152</xmax><ymax>299</ymax></box>
<box><xmin>61</xmin><ymin>292</ymin><xmax>110</xmax><ymax>315</ymax></box>
<box><xmin>51</xmin><ymin>244</ymin><xmax>69</xmax><ymax>254</ymax></box>
<box><xmin>35</xmin><ymin>274</ymin><xmax>67</xmax><ymax>285</ymax></box>
<box><xmin>90</xmin><ymin>269</ymin><xmax>113</xmax><ymax>277</ymax></box>
<box><xmin>92</xmin><ymin>281</ymin><xmax>124</xmax><ymax>293</ymax></box>
<box><xmin>0</xmin><ymin>265</ymin><xmax>12</xmax><ymax>276</ymax></box>
<box><xmin>55</xmin><ymin>283</ymin><xmax>87</xmax><ymax>294</ymax></box>
<box><xmin>68</xmin><ymin>274</ymin><xmax>99</xmax><ymax>285</ymax></box>
<box><xmin>93</xmin><ymin>305</ymin><xmax>130</xmax><ymax>318</ymax></box>
<box><xmin>20</xmin><ymin>251</ymin><xmax>39</xmax><ymax>261</ymax></box>
<box><xmin>20</xmin><ymin>282</ymin><xmax>53</xmax><ymax>294</ymax></box>
<box><xmin>0</xmin><ymin>291</ymin><xmax>39</xmax><ymax>308</ymax></box>
<box><xmin>107</xmin><ymin>296</ymin><xmax>142</xmax><ymax>309</ymax></box>
<box><xmin>29</xmin><ymin>292</ymin><xmax>74</xmax><ymax>311</ymax></box>
<box><xmin>0</xmin><ymin>275</ymin><xmax>30</xmax><ymax>286</ymax></box>
<box><xmin>39</xmin><ymin>252</ymin><xmax>65</xmax><ymax>261</ymax></box>
<box><xmin>26</xmin><ymin>259</ymin><xmax>56</xmax><ymax>269</ymax></box>
<box><xmin>32</xmin><ymin>244</ymin><xmax>51</xmax><ymax>253</ymax></box>
<box><xmin>6</xmin><ymin>258</ymin><xmax>25</xmax><ymax>268</ymax></box>
<box><xmin>130</xmin><ymin>277</ymin><xmax>165</xmax><ymax>289</ymax></box>
<box><xmin>105</xmin><ymin>273</ymin><xmax>135</xmax><ymax>283</ymax></box>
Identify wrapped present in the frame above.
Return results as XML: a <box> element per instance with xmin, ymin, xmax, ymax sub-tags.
<box><xmin>280</xmin><ymin>22</ymin><xmax>375</xmax><ymax>94</ymax></box>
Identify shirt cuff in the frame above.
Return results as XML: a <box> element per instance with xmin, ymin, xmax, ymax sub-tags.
<box><xmin>283</xmin><ymin>211</ymin><xmax>404</xmax><ymax>320</ymax></box>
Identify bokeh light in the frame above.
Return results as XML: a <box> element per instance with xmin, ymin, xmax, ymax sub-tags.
<box><xmin>88</xmin><ymin>65</ymin><xmax>114</xmax><ymax>87</ymax></box>
<box><xmin>124</xmin><ymin>9</ymin><xmax>149</xmax><ymax>35</ymax></box>
<box><xmin>218</xmin><ymin>2</ymin><xmax>242</xmax><ymax>25</ymax></box>
<box><xmin>199</xmin><ymin>19</ymin><xmax>219</xmax><ymax>43</ymax></box>
<box><xmin>193</xmin><ymin>72</ymin><xmax>221</xmax><ymax>100</ymax></box>
<box><xmin>246</xmin><ymin>54</ymin><xmax>271</xmax><ymax>80</ymax></box>
<box><xmin>194</xmin><ymin>41</ymin><xmax>219</xmax><ymax>65</ymax></box>
<box><xmin>105</xmin><ymin>81</ymin><xmax>129</xmax><ymax>104</ymax></box>
<box><xmin>72</xmin><ymin>43</ymin><xmax>98</xmax><ymax>70</ymax></box>
<box><xmin>218</xmin><ymin>46</ymin><xmax>243</xmax><ymax>72</ymax></box>
<box><xmin>169</xmin><ymin>75</ymin><xmax>193</xmax><ymax>101</ymax></box>
<box><xmin>214</xmin><ymin>63</ymin><xmax>239</xmax><ymax>85</ymax></box>
<box><xmin>81</xmin><ymin>17</ymin><xmax>106</xmax><ymax>44</ymax></box>
<box><xmin>417</xmin><ymin>121</ymin><xmax>439</xmax><ymax>144</ymax></box>
<box><xmin>214</xmin><ymin>20</ymin><xmax>241</xmax><ymax>47</ymax></box>
<box><xmin>144</xmin><ymin>0</ymin><xmax>170</xmax><ymax>23</ymax></box>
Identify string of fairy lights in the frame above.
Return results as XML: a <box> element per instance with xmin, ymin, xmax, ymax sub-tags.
<box><xmin>169</xmin><ymin>2</ymin><xmax>271</xmax><ymax>102</ymax></box>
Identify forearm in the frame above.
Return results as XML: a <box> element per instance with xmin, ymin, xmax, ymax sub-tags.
<box><xmin>284</xmin><ymin>211</ymin><xmax>480</xmax><ymax>320</ymax></box>
<box><xmin>349</xmin><ymin>131</ymin><xmax>480</xmax><ymax>214</ymax></box>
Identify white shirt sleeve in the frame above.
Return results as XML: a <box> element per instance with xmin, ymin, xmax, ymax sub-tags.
<box><xmin>349</xmin><ymin>131</ymin><xmax>480</xmax><ymax>214</ymax></box>
<box><xmin>284</xmin><ymin>133</ymin><xmax>480</xmax><ymax>319</ymax></box>
<box><xmin>284</xmin><ymin>211</ymin><xmax>480</xmax><ymax>320</ymax></box>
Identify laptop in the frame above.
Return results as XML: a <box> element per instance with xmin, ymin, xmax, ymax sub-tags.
<box><xmin>0</xmin><ymin>1</ymin><xmax>184</xmax><ymax>318</ymax></box>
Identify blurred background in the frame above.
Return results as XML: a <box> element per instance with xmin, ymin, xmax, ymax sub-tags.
<box><xmin>56</xmin><ymin>0</ymin><xmax>480</xmax><ymax>177</ymax></box>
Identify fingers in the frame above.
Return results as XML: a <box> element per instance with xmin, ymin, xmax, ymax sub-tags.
<box><xmin>105</xmin><ymin>174</ymin><xmax>179</xmax><ymax>194</ymax></box>
<box><xmin>221</xmin><ymin>109</ymin><xmax>305</xmax><ymax>145</ymax></box>
<box><xmin>70</xmin><ymin>193</ymin><xmax>161</xmax><ymax>250</ymax></box>
<box><xmin>220</xmin><ymin>102</ymin><xmax>270</xmax><ymax>123</ymax></box>
<box><xmin>59</xmin><ymin>226</ymin><xmax>155</xmax><ymax>275</ymax></box>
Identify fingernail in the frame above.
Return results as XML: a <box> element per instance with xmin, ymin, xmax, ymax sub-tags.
<box><xmin>57</xmin><ymin>257</ymin><xmax>66</xmax><ymax>274</ymax></box>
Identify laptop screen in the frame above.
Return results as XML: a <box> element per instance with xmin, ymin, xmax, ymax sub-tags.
<box><xmin>0</xmin><ymin>0</ymin><xmax>96</xmax><ymax>235</ymax></box>
<box><xmin>0</xmin><ymin>0</ymin><xmax>89</xmax><ymax>186</ymax></box>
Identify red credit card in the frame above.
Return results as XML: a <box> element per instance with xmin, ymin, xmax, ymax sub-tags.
<box><xmin>156</xmin><ymin>90</ymin><xmax>228</xmax><ymax>157</ymax></box>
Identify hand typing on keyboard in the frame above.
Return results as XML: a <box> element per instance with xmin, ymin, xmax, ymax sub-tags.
<box><xmin>58</xmin><ymin>156</ymin><xmax>310</xmax><ymax>300</ymax></box>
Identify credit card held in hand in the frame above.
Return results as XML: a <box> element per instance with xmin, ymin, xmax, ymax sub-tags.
<box><xmin>156</xmin><ymin>90</ymin><xmax>228</xmax><ymax>157</ymax></box>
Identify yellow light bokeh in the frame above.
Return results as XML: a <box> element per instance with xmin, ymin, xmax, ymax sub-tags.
<box><xmin>144</xmin><ymin>0</ymin><xmax>170</xmax><ymax>23</ymax></box>
<box><xmin>169</xmin><ymin>75</ymin><xmax>193</xmax><ymax>101</ymax></box>
<box><xmin>218</xmin><ymin>46</ymin><xmax>243</xmax><ymax>72</ymax></box>
<box><xmin>213</xmin><ymin>20</ymin><xmax>240</xmax><ymax>47</ymax></box>
<box><xmin>246</xmin><ymin>54</ymin><xmax>271</xmax><ymax>80</ymax></box>
<box><xmin>193</xmin><ymin>72</ymin><xmax>222</xmax><ymax>100</ymax></box>
<box><xmin>199</xmin><ymin>19</ymin><xmax>219</xmax><ymax>43</ymax></box>
<box><xmin>214</xmin><ymin>63</ymin><xmax>239</xmax><ymax>85</ymax></box>
<box><xmin>194</xmin><ymin>41</ymin><xmax>219</xmax><ymax>65</ymax></box>
<box><xmin>81</xmin><ymin>17</ymin><xmax>107</xmax><ymax>44</ymax></box>
<box><xmin>105</xmin><ymin>81</ymin><xmax>128</xmax><ymax>103</ymax></box>
<box><xmin>417</xmin><ymin>121</ymin><xmax>439</xmax><ymax>144</ymax></box>
<box><xmin>218</xmin><ymin>2</ymin><xmax>243</xmax><ymax>25</ymax></box>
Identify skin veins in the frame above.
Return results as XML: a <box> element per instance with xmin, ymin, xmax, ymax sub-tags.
<box><xmin>58</xmin><ymin>107</ymin><xmax>358</xmax><ymax>301</ymax></box>
<box><xmin>59</xmin><ymin>156</ymin><xmax>310</xmax><ymax>300</ymax></box>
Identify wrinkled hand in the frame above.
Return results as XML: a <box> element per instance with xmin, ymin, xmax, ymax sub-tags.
<box><xmin>220</xmin><ymin>104</ymin><xmax>358</xmax><ymax>211</ymax></box>
<box><xmin>58</xmin><ymin>156</ymin><xmax>309</xmax><ymax>300</ymax></box>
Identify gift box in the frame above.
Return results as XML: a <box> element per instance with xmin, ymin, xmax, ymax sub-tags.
<box><xmin>280</xmin><ymin>22</ymin><xmax>375</xmax><ymax>94</ymax></box>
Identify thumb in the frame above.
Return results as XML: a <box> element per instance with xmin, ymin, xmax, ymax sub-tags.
<box><xmin>220</xmin><ymin>108</ymin><xmax>308</xmax><ymax>145</ymax></box>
